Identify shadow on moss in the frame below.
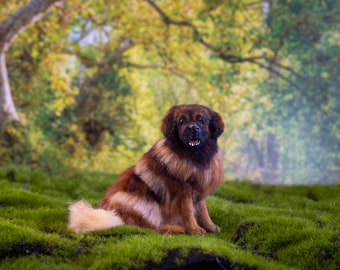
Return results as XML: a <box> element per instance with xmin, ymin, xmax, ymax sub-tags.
<box><xmin>143</xmin><ymin>248</ymin><xmax>258</xmax><ymax>270</ymax></box>
<box><xmin>1</xmin><ymin>241</ymin><xmax>53</xmax><ymax>259</ymax></box>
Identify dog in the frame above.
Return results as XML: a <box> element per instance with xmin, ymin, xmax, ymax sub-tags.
<box><xmin>68</xmin><ymin>104</ymin><xmax>224</xmax><ymax>234</ymax></box>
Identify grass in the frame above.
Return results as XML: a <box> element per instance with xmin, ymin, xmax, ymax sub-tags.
<box><xmin>0</xmin><ymin>166</ymin><xmax>339</xmax><ymax>269</ymax></box>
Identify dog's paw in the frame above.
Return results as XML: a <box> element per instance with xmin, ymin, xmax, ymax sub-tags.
<box><xmin>211</xmin><ymin>224</ymin><xmax>221</xmax><ymax>233</ymax></box>
<box><xmin>187</xmin><ymin>226</ymin><xmax>207</xmax><ymax>235</ymax></box>
<box><xmin>159</xmin><ymin>225</ymin><xmax>186</xmax><ymax>234</ymax></box>
<box><xmin>202</xmin><ymin>223</ymin><xmax>221</xmax><ymax>233</ymax></box>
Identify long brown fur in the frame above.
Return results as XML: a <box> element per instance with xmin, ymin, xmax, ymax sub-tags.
<box><xmin>68</xmin><ymin>104</ymin><xmax>224</xmax><ymax>234</ymax></box>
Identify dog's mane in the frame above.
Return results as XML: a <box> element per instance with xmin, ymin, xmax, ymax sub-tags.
<box><xmin>163</xmin><ymin>137</ymin><xmax>218</xmax><ymax>169</ymax></box>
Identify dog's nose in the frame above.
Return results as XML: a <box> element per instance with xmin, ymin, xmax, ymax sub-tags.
<box><xmin>189</xmin><ymin>124</ymin><xmax>200</xmax><ymax>132</ymax></box>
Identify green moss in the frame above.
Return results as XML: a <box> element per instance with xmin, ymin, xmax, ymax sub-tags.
<box><xmin>0</xmin><ymin>220</ymin><xmax>76</xmax><ymax>259</ymax></box>
<box><xmin>0</xmin><ymin>166</ymin><xmax>339</xmax><ymax>269</ymax></box>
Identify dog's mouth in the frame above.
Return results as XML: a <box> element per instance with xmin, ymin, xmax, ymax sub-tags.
<box><xmin>189</xmin><ymin>138</ymin><xmax>201</xmax><ymax>147</ymax></box>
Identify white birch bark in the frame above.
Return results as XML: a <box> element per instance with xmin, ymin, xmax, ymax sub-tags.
<box><xmin>0</xmin><ymin>0</ymin><xmax>64</xmax><ymax>130</ymax></box>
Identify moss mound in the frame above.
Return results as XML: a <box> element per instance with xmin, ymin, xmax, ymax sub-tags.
<box><xmin>0</xmin><ymin>166</ymin><xmax>339</xmax><ymax>269</ymax></box>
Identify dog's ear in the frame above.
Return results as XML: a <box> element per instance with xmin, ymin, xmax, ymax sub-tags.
<box><xmin>161</xmin><ymin>106</ymin><xmax>178</xmax><ymax>140</ymax></box>
<box><xmin>209</xmin><ymin>109</ymin><xmax>224</xmax><ymax>139</ymax></box>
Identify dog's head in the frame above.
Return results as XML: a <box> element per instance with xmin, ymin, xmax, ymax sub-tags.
<box><xmin>161</xmin><ymin>104</ymin><xmax>224</xmax><ymax>149</ymax></box>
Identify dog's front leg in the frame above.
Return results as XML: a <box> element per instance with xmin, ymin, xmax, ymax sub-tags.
<box><xmin>179</xmin><ymin>188</ymin><xmax>207</xmax><ymax>235</ymax></box>
<box><xmin>195</xmin><ymin>200</ymin><xmax>220</xmax><ymax>233</ymax></box>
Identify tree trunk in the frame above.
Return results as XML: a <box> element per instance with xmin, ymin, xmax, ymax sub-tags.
<box><xmin>263</xmin><ymin>132</ymin><xmax>279</xmax><ymax>183</ymax></box>
<box><xmin>0</xmin><ymin>0</ymin><xmax>64</xmax><ymax>130</ymax></box>
<box><xmin>0</xmin><ymin>52</ymin><xmax>19</xmax><ymax>130</ymax></box>
<box><xmin>249</xmin><ymin>138</ymin><xmax>265</xmax><ymax>168</ymax></box>
<box><xmin>249</xmin><ymin>134</ymin><xmax>279</xmax><ymax>183</ymax></box>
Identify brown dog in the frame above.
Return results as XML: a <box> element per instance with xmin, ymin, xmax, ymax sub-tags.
<box><xmin>68</xmin><ymin>104</ymin><xmax>224</xmax><ymax>234</ymax></box>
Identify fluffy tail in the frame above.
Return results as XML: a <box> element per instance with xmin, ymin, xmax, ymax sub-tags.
<box><xmin>68</xmin><ymin>200</ymin><xmax>124</xmax><ymax>233</ymax></box>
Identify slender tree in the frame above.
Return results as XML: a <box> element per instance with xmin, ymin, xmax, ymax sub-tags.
<box><xmin>0</xmin><ymin>0</ymin><xmax>63</xmax><ymax>130</ymax></box>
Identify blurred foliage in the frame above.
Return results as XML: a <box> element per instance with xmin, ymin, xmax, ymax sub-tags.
<box><xmin>0</xmin><ymin>0</ymin><xmax>339</xmax><ymax>184</ymax></box>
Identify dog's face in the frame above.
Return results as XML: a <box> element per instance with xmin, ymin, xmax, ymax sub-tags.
<box><xmin>161</xmin><ymin>104</ymin><xmax>224</xmax><ymax>149</ymax></box>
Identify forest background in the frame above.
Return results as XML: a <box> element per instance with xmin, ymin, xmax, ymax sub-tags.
<box><xmin>0</xmin><ymin>0</ymin><xmax>339</xmax><ymax>185</ymax></box>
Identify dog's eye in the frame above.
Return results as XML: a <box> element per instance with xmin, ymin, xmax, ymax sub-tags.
<box><xmin>178</xmin><ymin>118</ymin><xmax>186</xmax><ymax>125</ymax></box>
<box><xmin>197</xmin><ymin>116</ymin><xmax>205</xmax><ymax>124</ymax></box>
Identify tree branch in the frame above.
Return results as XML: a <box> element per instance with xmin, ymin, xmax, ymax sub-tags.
<box><xmin>0</xmin><ymin>0</ymin><xmax>64</xmax><ymax>52</ymax></box>
<box><xmin>146</xmin><ymin>0</ymin><xmax>193</xmax><ymax>27</ymax></box>
<box><xmin>146</xmin><ymin>0</ymin><xmax>314</xmax><ymax>90</ymax></box>
<box><xmin>0</xmin><ymin>0</ymin><xmax>64</xmax><ymax>129</ymax></box>
<box><xmin>121</xmin><ymin>62</ymin><xmax>165</xmax><ymax>70</ymax></box>
<box><xmin>63</xmin><ymin>38</ymin><xmax>135</xmax><ymax>67</ymax></box>
<box><xmin>121</xmin><ymin>61</ymin><xmax>194</xmax><ymax>84</ymax></box>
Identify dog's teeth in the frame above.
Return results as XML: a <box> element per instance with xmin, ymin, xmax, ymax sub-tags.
<box><xmin>189</xmin><ymin>140</ymin><xmax>200</xmax><ymax>146</ymax></box>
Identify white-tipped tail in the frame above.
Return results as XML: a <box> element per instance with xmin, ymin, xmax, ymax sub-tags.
<box><xmin>68</xmin><ymin>200</ymin><xmax>124</xmax><ymax>233</ymax></box>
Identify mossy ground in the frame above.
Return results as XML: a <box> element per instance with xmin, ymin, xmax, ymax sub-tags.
<box><xmin>0</xmin><ymin>166</ymin><xmax>339</xmax><ymax>269</ymax></box>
